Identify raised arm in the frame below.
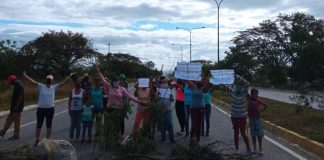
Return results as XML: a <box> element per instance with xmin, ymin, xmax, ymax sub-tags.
<box><xmin>121</xmin><ymin>87</ymin><xmax>140</xmax><ymax>104</ymax></box>
<box><xmin>22</xmin><ymin>71</ymin><xmax>38</xmax><ymax>87</ymax></box>
<box><xmin>235</xmin><ymin>74</ymin><xmax>250</xmax><ymax>87</ymax></box>
<box><xmin>186</xmin><ymin>80</ymin><xmax>195</xmax><ymax>89</ymax></box>
<box><xmin>57</xmin><ymin>73</ymin><xmax>74</xmax><ymax>88</ymax></box>
<box><xmin>95</xmin><ymin>63</ymin><xmax>109</xmax><ymax>87</ymax></box>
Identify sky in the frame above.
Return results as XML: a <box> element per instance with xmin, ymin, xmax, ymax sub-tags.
<box><xmin>0</xmin><ymin>0</ymin><xmax>323</xmax><ymax>71</ymax></box>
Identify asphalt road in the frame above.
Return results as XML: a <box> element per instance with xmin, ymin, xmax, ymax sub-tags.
<box><xmin>255</xmin><ymin>88</ymin><xmax>323</xmax><ymax>110</ymax></box>
<box><xmin>0</xmin><ymin>87</ymin><xmax>321</xmax><ymax>160</ymax></box>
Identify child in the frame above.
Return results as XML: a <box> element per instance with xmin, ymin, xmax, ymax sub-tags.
<box><xmin>81</xmin><ymin>95</ymin><xmax>94</xmax><ymax>143</ymax></box>
<box><xmin>247</xmin><ymin>88</ymin><xmax>268</xmax><ymax>155</ymax></box>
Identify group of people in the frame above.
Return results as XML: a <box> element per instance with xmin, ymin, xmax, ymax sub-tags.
<box><xmin>0</xmin><ymin>66</ymin><xmax>268</xmax><ymax>155</ymax></box>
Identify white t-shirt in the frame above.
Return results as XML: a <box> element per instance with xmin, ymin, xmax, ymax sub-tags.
<box><xmin>38</xmin><ymin>83</ymin><xmax>59</xmax><ymax>108</ymax></box>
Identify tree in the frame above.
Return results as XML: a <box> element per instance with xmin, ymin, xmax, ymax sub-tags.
<box><xmin>97</xmin><ymin>53</ymin><xmax>162</xmax><ymax>78</ymax></box>
<box><xmin>224</xmin><ymin>12</ymin><xmax>324</xmax><ymax>86</ymax></box>
<box><xmin>0</xmin><ymin>40</ymin><xmax>20</xmax><ymax>79</ymax></box>
<box><xmin>19</xmin><ymin>30</ymin><xmax>95</xmax><ymax>77</ymax></box>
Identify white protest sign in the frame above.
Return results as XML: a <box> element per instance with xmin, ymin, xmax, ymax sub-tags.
<box><xmin>209</xmin><ymin>69</ymin><xmax>235</xmax><ymax>85</ymax></box>
<box><xmin>175</xmin><ymin>62</ymin><xmax>202</xmax><ymax>81</ymax></box>
<box><xmin>138</xmin><ymin>78</ymin><xmax>150</xmax><ymax>87</ymax></box>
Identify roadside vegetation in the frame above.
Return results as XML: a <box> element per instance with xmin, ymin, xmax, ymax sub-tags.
<box><xmin>213</xmin><ymin>90</ymin><xmax>324</xmax><ymax>144</ymax></box>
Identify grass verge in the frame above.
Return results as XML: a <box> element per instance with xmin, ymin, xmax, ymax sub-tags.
<box><xmin>213</xmin><ymin>90</ymin><xmax>324</xmax><ymax>144</ymax></box>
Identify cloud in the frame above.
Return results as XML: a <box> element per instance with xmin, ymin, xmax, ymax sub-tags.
<box><xmin>139</xmin><ymin>24</ymin><xmax>157</xmax><ymax>30</ymax></box>
<box><xmin>0</xmin><ymin>0</ymin><xmax>324</xmax><ymax>71</ymax></box>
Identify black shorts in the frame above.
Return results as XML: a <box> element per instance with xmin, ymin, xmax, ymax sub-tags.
<box><xmin>36</xmin><ymin>108</ymin><xmax>55</xmax><ymax>128</ymax></box>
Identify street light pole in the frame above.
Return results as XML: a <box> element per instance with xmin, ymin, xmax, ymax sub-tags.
<box><xmin>176</xmin><ymin>27</ymin><xmax>205</xmax><ymax>62</ymax></box>
<box><xmin>172</xmin><ymin>43</ymin><xmax>187</xmax><ymax>62</ymax></box>
<box><xmin>214</xmin><ymin>0</ymin><xmax>224</xmax><ymax>63</ymax></box>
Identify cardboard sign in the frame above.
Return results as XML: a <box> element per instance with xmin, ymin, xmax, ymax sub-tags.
<box><xmin>138</xmin><ymin>78</ymin><xmax>150</xmax><ymax>87</ymax></box>
<box><xmin>209</xmin><ymin>69</ymin><xmax>235</xmax><ymax>85</ymax></box>
<box><xmin>175</xmin><ymin>62</ymin><xmax>202</xmax><ymax>81</ymax></box>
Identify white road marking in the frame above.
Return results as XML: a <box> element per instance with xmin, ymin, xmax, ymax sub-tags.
<box><xmin>7</xmin><ymin>109</ymin><xmax>68</xmax><ymax>132</ymax></box>
<box><xmin>211</xmin><ymin>104</ymin><xmax>308</xmax><ymax>160</ymax></box>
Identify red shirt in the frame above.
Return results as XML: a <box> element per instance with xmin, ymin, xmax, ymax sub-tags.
<box><xmin>247</xmin><ymin>97</ymin><xmax>264</xmax><ymax>118</ymax></box>
<box><xmin>176</xmin><ymin>86</ymin><xmax>184</xmax><ymax>101</ymax></box>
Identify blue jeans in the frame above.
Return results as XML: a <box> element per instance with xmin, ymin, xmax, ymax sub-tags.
<box><xmin>202</xmin><ymin>104</ymin><xmax>211</xmax><ymax>134</ymax></box>
<box><xmin>160</xmin><ymin>110</ymin><xmax>174</xmax><ymax>141</ymax></box>
<box><xmin>69</xmin><ymin>110</ymin><xmax>82</xmax><ymax>139</ymax></box>
<box><xmin>82</xmin><ymin>121</ymin><xmax>93</xmax><ymax>140</ymax></box>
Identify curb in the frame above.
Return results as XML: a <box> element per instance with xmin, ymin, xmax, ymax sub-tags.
<box><xmin>211</xmin><ymin>97</ymin><xmax>324</xmax><ymax>158</ymax></box>
<box><xmin>0</xmin><ymin>98</ymin><xmax>68</xmax><ymax>118</ymax></box>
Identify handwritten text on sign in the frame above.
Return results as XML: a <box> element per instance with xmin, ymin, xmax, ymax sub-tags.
<box><xmin>175</xmin><ymin>62</ymin><xmax>202</xmax><ymax>81</ymax></box>
<box><xmin>209</xmin><ymin>70</ymin><xmax>235</xmax><ymax>85</ymax></box>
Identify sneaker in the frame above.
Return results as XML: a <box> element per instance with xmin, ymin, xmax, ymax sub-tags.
<box><xmin>34</xmin><ymin>139</ymin><xmax>40</xmax><ymax>146</ymax></box>
<box><xmin>252</xmin><ymin>149</ymin><xmax>257</xmax><ymax>154</ymax></box>
<box><xmin>234</xmin><ymin>149</ymin><xmax>240</xmax><ymax>154</ymax></box>
<box><xmin>184</xmin><ymin>133</ymin><xmax>189</xmax><ymax>138</ymax></box>
<box><xmin>8</xmin><ymin>135</ymin><xmax>19</xmax><ymax>140</ymax></box>
<box><xmin>258</xmin><ymin>149</ymin><xmax>263</xmax><ymax>155</ymax></box>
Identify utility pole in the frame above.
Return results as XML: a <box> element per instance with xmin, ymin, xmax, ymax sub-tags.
<box><xmin>107</xmin><ymin>43</ymin><xmax>111</xmax><ymax>53</ymax></box>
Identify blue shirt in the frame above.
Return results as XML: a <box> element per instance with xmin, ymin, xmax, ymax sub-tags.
<box><xmin>81</xmin><ymin>104</ymin><xmax>94</xmax><ymax>122</ymax></box>
<box><xmin>184</xmin><ymin>84</ymin><xmax>192</xmax><ymax>106</ymax></box>
<box><xmin>191</xmin><ymin>87</ymin><xmax>205</xmax><ymax>108</ymax></box>
<box><xmin>203</xmin><ymin>89</ymin><xmax>212</xmax><ymax>105</ymax></box>
<box><xmin>91</xmin><ymin>87</ymin><xmax>103</xmax><ymax>110</ymax></box>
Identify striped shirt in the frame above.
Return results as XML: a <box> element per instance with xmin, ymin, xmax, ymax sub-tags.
<box><xmin>229</xmin><ymin>87</ymin><xmax>248</xmax><ymax>117</ymax></box>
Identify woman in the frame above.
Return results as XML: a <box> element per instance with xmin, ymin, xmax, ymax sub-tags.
<box><xmin>23</xmin><ymin>71</ymin><xmax>73</xmax><ymax>146</ymax></box>
<box><xmin>68</xmin><ymin>79</ymin><xmax>85</xmax><ymax>141</ymax></box>
<box><xmin>157</xmin><ymin>79</ymin><xmax>175</xmax><ymax>143</ymax></box>
<box><xmin>221</xmin><ymin>74</ymin><xmax>251</xmax><ymax>154</ymax></box>
<box><xmin>183</xmin><ymin>81</ymin><xmax>192</xmax><ymax>137</ymax></box>
<box><xmin>91</xmin><ymin>77</ymin><xmax>107</xmax><ymax>123</ymax></box>
<box><xmin>132</xmin><ymin>80</ymin><xmax>153</xmax><ymax>134</ymax></box>
<box><xmin>174</xmin><ymin>79</ymin><xmax>185</xmax><ymax>135</ymax></box>
<box><xmin>187</xmin><ymin>80</ymin><xmax>209</xmax><ymax>142</ymax></box>
<box><xmin>201</xmin><ymin>77</ymin><xmax>213</xmax><ymax>137</ymax></box>
<box><xmin>95</xmin><ymin>63</ymin><xmax>144</xmax><ymax>139</ymax></box>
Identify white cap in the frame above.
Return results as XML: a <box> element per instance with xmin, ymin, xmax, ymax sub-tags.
<box><xmin>46</xmin><ymin>75</ymin><xmax>54</xmax><ymax>80</ymax></box>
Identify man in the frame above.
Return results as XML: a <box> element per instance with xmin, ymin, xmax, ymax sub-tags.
<box><xmin>0</xmin><ymin>75</ymin><xmax>24</xmax><ymax>140</ymax></box>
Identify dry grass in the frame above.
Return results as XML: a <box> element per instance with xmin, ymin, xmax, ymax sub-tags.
<box><xmin>213</xmin><ymin>90</ymin><xmax>324</xmax><ymax>144</ymax></box>
<box><xmin>0</xmin><ymin>81</ymin><xmax>74</xmax><ymax>111</ymax></box>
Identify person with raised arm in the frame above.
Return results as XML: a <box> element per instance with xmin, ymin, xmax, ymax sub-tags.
<box><xmin>186</xmin><ymin>79</ymin><xmax>209</xmax><ymax>142</ymax></box>
<box><xmin>22</xmin><ymin>71</ymin><xmax>74</xmax><ymax>146</ymax></box>
<box><xmin>95</xmin><ymin>63</ymin><xmax>144</xmax><ymax>139</ymax></box>
<box><xmin>220</xmin><ymin>74</ymin><xmax>251</xmax><ymax>155</ymax></box>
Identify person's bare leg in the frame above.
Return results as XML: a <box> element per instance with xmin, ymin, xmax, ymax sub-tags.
<box><xmin>252</xmin><ymin>136</ymin><xmax>257</xmax><ymax>152</ymax></box>
<box><xmin>46</xmin><ymin>128</ymin><xmax>52</xmax><ymax>139</ymax></box>
<box><xmin>35</xmin><ymin>128</ymin><xmax>41</xmax><ymax>146</ymax></box>
<box><xmin>258</xmin><ymin>136</ymin><xmax>263</xmax><ymax>154</ymax></box>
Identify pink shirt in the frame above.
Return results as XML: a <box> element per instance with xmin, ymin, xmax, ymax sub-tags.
<box><xmin>99</xmin><ymin>76</ymin><xmax>138</xmax><ymax>108</ymax></box>
<box><xmin>176</xmin><ymin>86</ymin><xmax>184</xmax><ymax>101</ymax></box>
